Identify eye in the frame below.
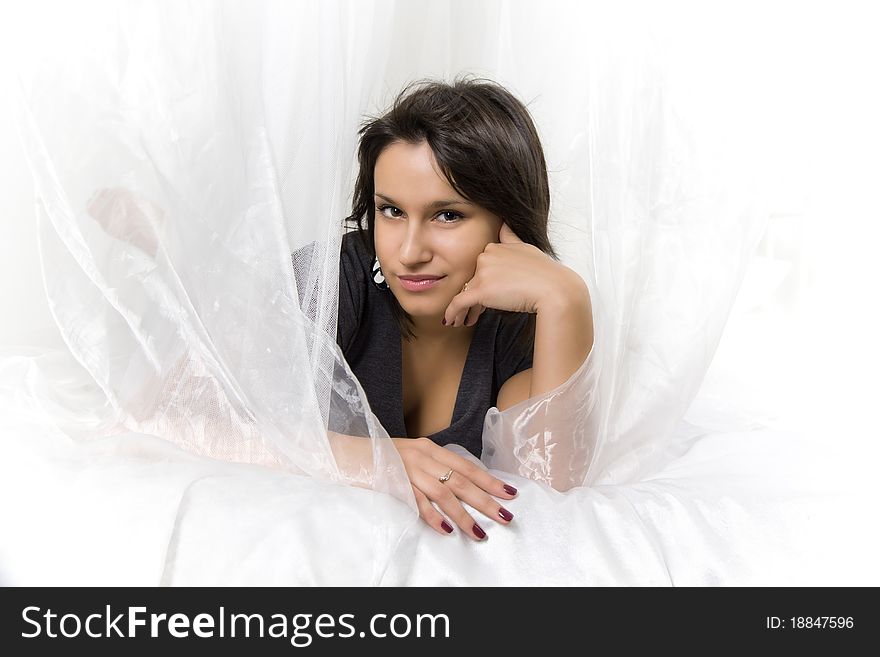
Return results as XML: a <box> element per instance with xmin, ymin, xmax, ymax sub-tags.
<box><xmin>436</xmin><ymin>210</ymin><xmax>464</xmax><ymax>223</ymax></box>
<box><xmin>376</xmin><ymin>204</ymin><xmax>402</xmax><ymax>219</ymax></box>
<box><xmin>375</xmin><ymin>205</ymin><xmax>464</xmax><ymax>224</ymax></box>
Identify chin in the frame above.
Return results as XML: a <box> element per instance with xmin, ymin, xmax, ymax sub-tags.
<box><xmin>395</xmin><ymin>296</ymin><xmax>441</xmax><ymax>314</ymax></box>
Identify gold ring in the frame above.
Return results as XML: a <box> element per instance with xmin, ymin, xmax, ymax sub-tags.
<box><xmin>439</xmin><ymin>468</ymin><xmax>454</xmax><ymax>483</ymax></box>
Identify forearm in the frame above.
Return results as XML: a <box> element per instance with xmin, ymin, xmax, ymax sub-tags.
<box><xmin>531</xmin><ymin>271</ymin><xmax>594</xmax><ymax>399</ymax></box>
<box><xmin>326</xmin><ymin>430</ymin><xmax>413</xmax><ymax>489</ymax></box>
<box><xmin>326</xmin><ymin>430</ymin><xmax>373</xmax><ymax>488</ymax></box>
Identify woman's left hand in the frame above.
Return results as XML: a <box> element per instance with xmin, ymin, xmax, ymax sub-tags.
<box><xmin>442</xmin><ymin>222</ymin><xmax>580</xmax><ymax>327</ymax></box>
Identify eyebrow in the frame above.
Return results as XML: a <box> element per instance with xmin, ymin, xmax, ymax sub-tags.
<box><xmin>374</xmin><ymin>193</ymin><xmax>473</xmax><ymax>210</ymax></box>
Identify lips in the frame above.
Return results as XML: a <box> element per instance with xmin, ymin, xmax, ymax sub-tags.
<box><xmin>398</xmin><ymin>275</ymin><xmax>444</xmax><ymax>281</ymax></box>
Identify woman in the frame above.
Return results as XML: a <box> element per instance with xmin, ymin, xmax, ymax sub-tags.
<box><xmin>86</xmin><ymin>75</ymin><xmax>595</xmax><ymax>543</ymax></box>
<box><xmin>319</xmin><ymin>75</ymin><xmax>594</xmax><ymax>540</ymax></box>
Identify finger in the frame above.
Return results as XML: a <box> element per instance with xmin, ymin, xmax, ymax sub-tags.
<box><xmin>499</xmin><ymin>221</ymin><xmax>524</xmax><ymax>244</ymax></box>
<box><xmin>412</xmin><ymin>468</ymin><xmax>486</xmax><ymax>541</ymax></box>
<box><xmin>424</xmin><ymin>453</ymin><xmax>516</xmax><ymax>530</ymax></box>
<box><xmin>416</xmin><ymin>440</ymin><xmax>519</xmax><ymax>528</ymax></box>
<box><xmin>442</xmin><ymin>293</ymin><xmax>461</xmax><ymax>326</ymax></box>
<box><xmin>441</xmin><ymin>466</ymin><xmax>515</xmax><ymax>527</ymax></box>
<box><xmin>443</xmin><ymin>288</ymin><xmax>477</xmax><ymax>327</ymax></box>
<box><xmin>435</xmin><ymin>451</ymin><xmax>519</xmax><ymax>501</ymax></box>
<box><xmin>463</xmin><ymin>303</ymin><xmax>485</xmax><ymax>327</ymax></box>
<box><xmin>453</xmin><ymin>306</ymin><xmax>470</xmax><ymax>328</ymax></box>
<box><xmin>412</xmin><ymin>485</ymin><xmax>454</xmax><ymax>536</ymax></box>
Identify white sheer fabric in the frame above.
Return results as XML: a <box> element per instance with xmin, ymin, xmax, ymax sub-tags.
<box><xmin>481</xmin><ymin>25</ymin><xmax>767</xmax><ymax>488</ymax></box>
<box><xmin>10</xmin><ymin>0</ymin><xmax>420</xmax><ymax>582</ymax></box>
<box><xmin>2</xmin><ymin>0</ymin><xmax>875</xmax><ymax>585</ymax></box>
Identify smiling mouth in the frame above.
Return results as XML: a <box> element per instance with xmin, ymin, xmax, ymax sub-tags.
<box><xmin>397</xmin><ymin>275</ymin><xmax>446</xmax><ymax>291</ymax></box>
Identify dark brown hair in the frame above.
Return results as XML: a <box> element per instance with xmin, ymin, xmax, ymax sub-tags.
<box><xmin>344</xmin><ymin>73</ymin><xmax>558</xmax><ymax>350</ymax></box>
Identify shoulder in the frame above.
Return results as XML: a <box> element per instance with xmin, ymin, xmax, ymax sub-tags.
<box><xmin>340</xmin><ymin>230</ymin><xmax>376</xmax><ymax>280</ymax></box>
<box><xmin>342</xmin><ymin>229</ymin><xmax>371</xmax><ymax>260</ymax></box>
<box><xmin>337</xmin><ymin>231</ymin><xmax>374</xmax><ymax>353</ymax></box>
<box><xmin>291</xmin><ymin>231</ymin><xmax>371</xmax><ymax>276</ymax></box>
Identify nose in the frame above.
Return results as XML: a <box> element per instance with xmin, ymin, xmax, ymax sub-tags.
<box><xmin>398</xmin><ymin>220</ymin><xmax>432</xmax><ymax>265</ymax></box>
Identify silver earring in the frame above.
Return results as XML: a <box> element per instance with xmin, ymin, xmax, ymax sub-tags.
<box><xmin>372</xmin><ymin>255</ymin><xmax>389</xmax><ymax>290</ymax></box>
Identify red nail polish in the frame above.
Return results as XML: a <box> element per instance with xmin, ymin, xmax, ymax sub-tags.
<box><xmin>503</xmin><ymin>484</ymin><xmax>517</xmax><ymax>495</ymax></box>
<box><xmin>498</xmin><ymin>507</ymin><xmax>514</xmax><ymax>522</ymax></box>
<box><xmin>441</xmin><ymin>520</ymin><xmax>453</xmax><ymax>533</ymax></box>
<box><xmin>473</xmin><ymin>523</ymin><xmax>486</xmax><ymax>539</ymax></box>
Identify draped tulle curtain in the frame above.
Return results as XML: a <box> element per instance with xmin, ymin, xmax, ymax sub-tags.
<box><xmin>2</xmin><ymin>0</ymin><xmax>876</xmax><ymax>503</ymax></box>
<box><xmin>6</xmin><ymin>0</ymin><xmax>424</xmax><ymax>581</ymax></box>
<box><xmin>2</xmin><ymin>0</ymin><xmax>879</xmax><ymax>588</ymax></box>
<box><xmin>3</xmin><ymin>0</ymin><xmax>767</xmax><ymax>489</ymax></box>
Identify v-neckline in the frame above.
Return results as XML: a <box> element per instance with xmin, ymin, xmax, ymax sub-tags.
<box><xmin>396</xmin><ymin>317</ymin><xmax>483</xmax><ymax>439</ymax></box>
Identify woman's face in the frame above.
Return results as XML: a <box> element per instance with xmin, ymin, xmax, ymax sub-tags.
<box><xmin>373</xmin><ymin>140</ymin><xmax>501</xmax><ymax>325</ymax></box>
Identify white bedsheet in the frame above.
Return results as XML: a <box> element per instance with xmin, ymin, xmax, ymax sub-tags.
<box><xmin>2</xmin><ymin>348</ymin><xmax>874</xmax><ymax>586</ymax></box>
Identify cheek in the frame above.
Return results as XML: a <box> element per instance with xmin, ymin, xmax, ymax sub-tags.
<box><xmin>373</xmin><ymin>242</ymin><xmax>390</xmax><ymax>267</ymax></box>
<box><xmin>458</xmin><ymin>249</ymin><xmax>485</xmax><ymax>272</ymax></box>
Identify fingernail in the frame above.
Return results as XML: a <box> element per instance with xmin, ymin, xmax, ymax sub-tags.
<box><xmin>441</xmin><ymin>520</ymin><xmax>453</xmax><ymax>533</ymax></box>
<box><xmin>441</xmin><ymin>318</ymin><xmax>447</xmax><ymax>325</ymax></box>
<box><xmin>498</xmin><ymin>507</ymin><xmax>514</xmax><ymax>522</ymax></box>
<box><xmin>503</xmin><ymin>484</ymin><xmax>517</xmax><ymax>495</ymax></box>
<box><xmin>472</xmin><ymin>523</ymin><xmax>486</xmax><ymax>540</ymax></box>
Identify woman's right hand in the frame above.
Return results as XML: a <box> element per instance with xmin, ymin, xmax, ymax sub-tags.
<box><xmin>391</xmin><ymin>436</ymin><xmax>518</xmax><ymax>541</ymax></box>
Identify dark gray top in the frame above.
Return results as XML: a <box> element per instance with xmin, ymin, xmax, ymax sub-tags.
<box><xmin>293</xmin><ymin>231</ymin><xmax>534</xmax><ymax>459</ymax></box>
